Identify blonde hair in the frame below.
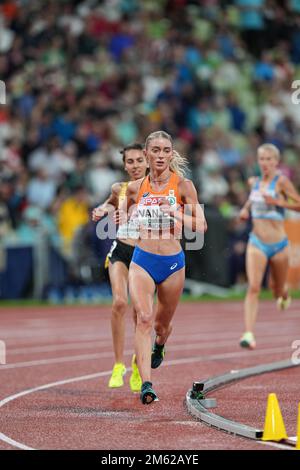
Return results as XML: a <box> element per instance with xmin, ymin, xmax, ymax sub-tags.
<box><xmin>145</xmin><ymin>130</ymin><xmax>188</xmax><ymax>178</ymax></box>
<box><xmin>257</xmin><ymin>143</ymin><xmax>280</xmax><ymax>161</ymax></box>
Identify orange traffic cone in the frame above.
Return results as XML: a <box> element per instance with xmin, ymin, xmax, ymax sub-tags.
<box><xmin>262</xmin><ymin>393</ymin><xmax>288</xmax><ymax>441</ymax></box>
<box><xmin>296</xmin><ymin>403</ymin><xmax>300</xmax><ymax>450</ymax></box>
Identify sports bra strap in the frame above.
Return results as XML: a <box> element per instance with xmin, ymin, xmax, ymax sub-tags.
<box><xmin>137</xmin><ymin>176</ymin><xmax>148</xmax><ymax>202</ymax></box>
<box><xmin>269</xmin><ymin>174</ymin><xmax>280</xmax><ymax>190</ymax></box>
<box><xmin>253</xmin><ymin>177</ymin><xmax>260</xmax><ymax>190</ymax></box>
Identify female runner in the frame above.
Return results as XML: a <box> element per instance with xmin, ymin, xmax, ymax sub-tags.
<box><xmin>239</xmin><ymin>143</ymin><xmax>300</xmax><ymax>349</ymax></box>
<box><xmin>118</xmin><ymin>131</ymin><xmax>207</xmax><ymax>404</ymax></box>
<box><xmin>92</xmin><ymin>143</ymin><xmax>147</xmax><ymax>391</ymax></box>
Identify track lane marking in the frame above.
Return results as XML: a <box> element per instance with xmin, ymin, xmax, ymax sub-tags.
<box><xmin>0</xmin><ymin>347</ymin><xmax>296</xmax><ymax>450</ymax></box>
<box><xmin>0</xmin><ymin>345</ymin><xmax>292</xmax><ymax>370</ymax></box>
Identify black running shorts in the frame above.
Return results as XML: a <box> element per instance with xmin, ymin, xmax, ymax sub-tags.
<box><xmin>106</xmin><ymin>239</ymin><xmax>135</xmax><ymax>270</ymax></box>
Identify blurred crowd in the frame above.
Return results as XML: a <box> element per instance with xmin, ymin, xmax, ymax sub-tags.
<box><xmin>1</xmin><ymin>0</ymin><xmax>300</xmax><ymax>289</ymax></box>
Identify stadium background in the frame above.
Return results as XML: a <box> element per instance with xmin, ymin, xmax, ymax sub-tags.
<box><xmin>1</xmin><ymin>0</ymin><xmax>300</xmax><ymax>302</ymax></box>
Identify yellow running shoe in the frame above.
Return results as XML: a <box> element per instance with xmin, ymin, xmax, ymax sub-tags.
<box><xmin>239</xmin><ymin>332</ymin><xmax>256</xmax><ymax>350</ymax></box>
<box><xmin>108</xmin><ymin>363</ymin><xmax>126</xmax><ymax>388</ymax></box>
<box><xmin>129</xmin><ymin>354</ymin><xmax>142</xmax><ymax>392</ymax></box>
<box><xmin>277</xmin><ymin>296</ymin><xmax>291</xmax><ymax>311</ymax></box>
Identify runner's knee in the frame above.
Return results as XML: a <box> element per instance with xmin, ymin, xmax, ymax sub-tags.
<box><xmin>112</xmin><ymin>297</ymin><xmax>127</xmax><ymax>314</ymax></box>
<box><xmin>136</xmin><ymin>310</ymin><xmax>153</xmax><ymax>332</ymax></box>
<box><xmin>247</xmin><ymin>284</ymin><xmax>260</xmax><ymax>295</ymax></box>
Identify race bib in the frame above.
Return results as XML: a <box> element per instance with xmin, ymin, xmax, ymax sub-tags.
<box><xmin>138</xmin><ymin>190</ymin><xmax>177</xmax><ymax>230</ymax></box>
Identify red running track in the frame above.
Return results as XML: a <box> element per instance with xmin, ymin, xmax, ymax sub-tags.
<box><xmin>0</xmin><ymin>300</ymin><xmax>299</xmax><ymax>450</ymax></box>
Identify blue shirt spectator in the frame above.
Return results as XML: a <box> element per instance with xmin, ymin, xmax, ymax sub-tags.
<box><xmin>27</xmin><ymin>170</ymin><xmax>57</xmax><ymax>210</ymax></box>
<box><xmin>227</xmin><ymin>103</ymin><xmax>246</xmax><ymax>133</ymax></box>
<box><xmin>254</xmin><ymin>53</ymin><xmax>275</xmax><ymax>81</ymax></box>
<box><xmin>217</xmin><ymin>141</ymin><xmax>243</xmax><ymax>167</ymax></box>
<box><xmin>109</xmin><ymin>32</ymin><xmax>135</xmax><ymax>61</ymax></box>
<box><xmin>17</xmin><ymin>93</ymin><xmax>35</xmax><ymax>119</ymax></box>
<box><xmin>188</xmin><ymin>102</ymin><xmax>214</xmax><ymax>134</ymax></box>
<box><xmin>291</xmin><ymin>23</ymin><xmax>300</xmax><ymax>64</ymax></box>
<box><xmin>290</xmin><ymin>0</ymin><xmax>300</xmax><ymax>13</ymax></box>
<box><xmin>236</xmin><ymin>0</ymin><xmax>265</xmax><ymax>30</ymax></box>
<box><xmin>52</xmin><ymin>115</ymin><xmax>77</xmax><ymax>144</ymax></box>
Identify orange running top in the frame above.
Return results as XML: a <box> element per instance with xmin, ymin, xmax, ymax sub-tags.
<box><xmin>137</xmin><ymin>172</ymin><xmax>183</xmax><ymax>206</ymax></box>
<box><xmin>136</xmin><ymin>172</ymin><xmax>183</xmax><ymax>234</ymax></box>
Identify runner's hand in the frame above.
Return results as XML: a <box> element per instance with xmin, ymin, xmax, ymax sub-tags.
<box><xmin>263</xmin><ymin>194</ymin><xmax>281</xmax><ymax>206</ymax></box>
<box><xmin>113</xmin><ymin>209</ymin><xmax>127</xmax><ymax>225</ymax></box>
<box><xmin>239</xmin><ymin>208</ymin><xmax>249</xmax><ymax>221</ymax></box>
<box><xmin>158</xmin><ymin>198</ymin><xmax>179</xmax><ymax>215</ymax></box>
<box><xmin>92</xmin><ymin>207</ymin><xmax>107</xmax><ymax>222</ymax></box>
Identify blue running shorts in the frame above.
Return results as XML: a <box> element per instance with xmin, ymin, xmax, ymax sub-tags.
<box><xmin>131</xmin><ymin>246</ymin><xmax>185</xmax><ymax>284</ymax></box>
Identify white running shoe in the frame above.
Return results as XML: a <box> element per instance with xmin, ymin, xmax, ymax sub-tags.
<box><xmin>239</xmin><ymin>331</ymin><xmax>256</xmax><ymax>350</ymax></box>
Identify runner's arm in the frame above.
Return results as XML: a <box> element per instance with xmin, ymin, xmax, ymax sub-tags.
<box><xmin>264</xmin><ymin>176</ymin><xmax>300</xmax><ymax>212</ymax></box>
<box><xmin>92</xmin><ymin>183</ymin><xmax>121</xmax><ymax>221</ymax></box>
<box><xmin>114</xmin><ymin>180</ymin><xmax>139</xmax><ymax>225</ymax></box>
<box><xmin>239</xmin><ymin>177</ymin><xmax>256</xmax><ymax>220</ymax></box>
<box><xmin>175</xmin><ymin>180</ymin><xmax>207</xmax><ymax>233</ymax></box>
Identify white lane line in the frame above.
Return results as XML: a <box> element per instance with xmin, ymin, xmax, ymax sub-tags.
<box><xmin>0</xmin><ymin>433</ymin><xmax>35</xmax><ymax>450</ymax></box>
<box><xmin>8</xmin><ymin>340</ymin><xmax>112</xmax><ymax>355</ymax></box>
<box><xmin>0</xmin><ymin>348</ymin><xmax>295</xmax><ymax>450</ymax></box>
<box><xmin>0</xmin><ymin>369</ymin><xmax>112</xmax><ymax>450</ymax></box>
<box><xmin>0</xmin><ymin>334</ymin><xmax>243</xmax><ymax>355</ymax></box>
<box><xmin>7</xmin><ymin>333</ymin><xmax>293</xmax><ymax>355</ymax></box>
<box><xmin>2</xmin><ymin>319</ymin><xmax>297</xmax><ymax>343</ymax></box>
<box><xmin>161</xmin><ymin>346</ymin><xmax>291</xmax><ymax>366</ymax></box>
<box><xmin>0</xmin><ymin>326</ymin><xmax>294</xmax><ymax>360</ymax></box>
<box><xmin>0</xmin><ymin>331</ymin><xmax>277</xmax><ymax>354</ymax></box>
<box><xmin>2</xmin><ymin>306</ymin><xmax>298</xmax><ymax>340</ymax></box>
<box><xmin>3</xmin><ymin>328</ymin><xmax>296</xmax><ymax>358</ymax></box>
<box><xmin>0</xmin><ymin>344</ymin><xmax>292</xmax><ymax>370</ymax></box>
<box><xmin>1</xmin><ymin>330</ymin><xmax>109</xmax><ymax>340</ymax></box>
<box><xmin>0</xmin><ymin>353</ymin><xmax>105</xmax><ymax>370</ymax></box>
<box><xmin>256</xmin><ymin>440</ymin><xmax>295</xmax><ymax>451</ymax></box>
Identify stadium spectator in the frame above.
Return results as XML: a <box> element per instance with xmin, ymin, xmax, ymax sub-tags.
<box><xmin>0</xmin><ymin>0</ymin><xmax>299</xmax><ymax>294</ymax></box>
<box><xmin>56</xmin><ymin>185</ymin><xmax>89</xmax><ymax>256</ymax></box>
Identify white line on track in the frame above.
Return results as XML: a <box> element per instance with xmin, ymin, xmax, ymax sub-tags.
<box><xmin>0</xmin><ymin>345</ymin><xmax>291</xmax><ymax>370</ymax></box>
<box><xmin>0</xmin><ymin>348</ymin><xmax>296</xmax><ymax>451</ymax></box>
<box><xmin>5</xmin><ymin>331</ymin><xmax>296</xmax><ymax>356</ymax></box>
<box><xmin>1</xmin><ymin>319</ymin><xmax>297</xmax><ymax>343</ymax></box>
<box><xmin>0</xmin><ymin>432</ymin><xmax>35</xmax><ymax>450</ymax></box>
<box><xmin>0</xmin><ymin>369</ymin><xmax>112</xmax><ymax>450</ymax></box>
<box><xmin>8</xmin><ymin>340</ymin><xmax>112</xmax><ymax>355</ymax></box>
<box><xmin>256</xmin><ymin>440</ymin><xmax>296</xmax><ymax>451</ymax></box>
<box><xmin>1</xmin><ymin>307</ymin><xmax>298</xmax><ymax>340</ymax></box>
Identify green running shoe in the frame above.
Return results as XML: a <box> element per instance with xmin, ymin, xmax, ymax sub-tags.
<box><xmin>129</xmin><ymin>354</ymin><xmax>142</xmax><ymax>393</ymax></box>
<box><xmin>108</xmin><ymin>363</ymin><xmax>126</xmax><ymax>388</ymax></box>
